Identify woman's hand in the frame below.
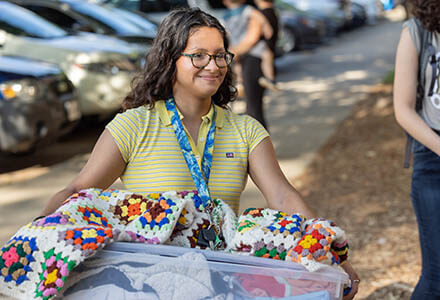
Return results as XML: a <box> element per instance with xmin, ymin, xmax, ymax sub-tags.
<box><xmin>342</xmin><ymin>261</ymin><xmax>360</xmax><ymax>300</ymax></box>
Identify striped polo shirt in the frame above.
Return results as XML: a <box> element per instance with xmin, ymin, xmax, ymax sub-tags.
<box><xmin>106</xmin><ymin>100</ymin><xmax>269</xmax><ymax>213</ymax></box>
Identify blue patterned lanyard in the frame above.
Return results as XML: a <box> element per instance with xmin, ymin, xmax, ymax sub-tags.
<box><xmin>165</xmin><ymin>97</ymin><xmax>216</xmax><ymax>209</ymax></box>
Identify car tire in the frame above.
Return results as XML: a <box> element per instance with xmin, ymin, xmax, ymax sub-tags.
<box><xmin>280</xmin><ymin>27</ymin><xmax>299</xmax><ymax>53</ymax></box>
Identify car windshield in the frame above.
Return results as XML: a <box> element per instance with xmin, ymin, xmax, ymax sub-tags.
<box><xmin>104</xmin><ymin>0</ymin><xmax>140</xmax><ymax>11</ymax></box>
<box><xmin>0</xmin><ymin>2</ymin><xmax>67</xmax><ymax>38</ymax></box>
<box><xmin>110</xmin><ymin>8</ymin><xmax>157</xmax><ymax>34</ymax></box>
<box><xmin>66</xmin><ymin>1</ymin><xmax>145</xmax><ymax>35</ymax></box>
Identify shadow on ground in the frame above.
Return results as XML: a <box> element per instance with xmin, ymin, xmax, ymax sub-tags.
<box><xmin>364</xmin><ymin>282</ymin><xmax>413</xmax><ymax>300</ymax></box>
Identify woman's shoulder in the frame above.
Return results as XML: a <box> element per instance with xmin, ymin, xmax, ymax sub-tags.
<box><xmin>403</xmin><ymin>18</ymin><xmax>422</xmax><ymax>53</ymax></box>
<box><xmin>244</xmin><ymin>5</ymin><xmax>257</xmax><ymax>16</ymax></box>
<box><xmin>403</xmin><ymin>17</ymin><xmax>417</xmax><ymax>29</ymax></box>
<box><xmin>117</xmin><ymin>105</ymin><xmax>158</xmax><ymax>121</ymax></box>
<box><xmin>122</xmin><ymin>105</ymin><xmax>150</xmax><ymax>116</ymax></box>
<box><xmin>108</xmin><ymin>105</ymin><xmax>159</xmax><ymax>132</ymax></box>
<box><xmin>221</xmin><ymin>107</ymin><xmax>266</xmax><ymax>129</ymax></box>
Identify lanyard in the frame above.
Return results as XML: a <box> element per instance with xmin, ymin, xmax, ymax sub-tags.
<box><xmin>165</xmin><ymin>98</ymin><xmax>216</xmax><ymax>210</ymax></box>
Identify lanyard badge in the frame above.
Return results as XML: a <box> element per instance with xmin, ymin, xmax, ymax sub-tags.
<box><xmin>165</xmin><ymin>98</ymin><xmax>222</xmax><ymax>249</ymax></box>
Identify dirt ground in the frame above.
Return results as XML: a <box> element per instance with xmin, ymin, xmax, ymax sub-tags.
<box><xmin>294</xmin><ymin>83</ymin><xmax>419</xmax><ymax>299</ymax></box>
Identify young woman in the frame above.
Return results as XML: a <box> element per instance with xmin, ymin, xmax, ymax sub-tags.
<box><xmin>39</xmin><ymin>8</ymin><xmax>358</xmax><ymax>298</ymax></box>
<box><xmin>394</xmin><ymin>1</ymin><xmax>440</xmax><ymax>299</ymax></box>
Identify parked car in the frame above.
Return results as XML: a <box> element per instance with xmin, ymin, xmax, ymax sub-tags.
<box><xmin>110</xmin><ymin>7</ymin><xmax>159</xmax><ymax>31</ymax></box>
<box><xmin>351</xmin><ymin>0</ymin><xmax>382</xmax><ymax>24</ymax></box>
<box><xmin>274</xmin><ymin>0</ymin><xmax>326</xmax><ymax>53</ymax></box>
<box><xmin>285</xmin><ymin>0</ymin><xmax>347</xmax><ymax>31</ymax></box>
<box><xmin>9</xmin><ymin>0</ymin><xmax>156</xmax><ymax>52</ymax></box>
<box><xmin>0</xmin><ymin>1</ymin><xmax>145</xmax><ymax>117</ymax></box>
<box><xmin>0</xmin><ymin>55</ymin><xmax>81</xmax><ymax>153</ymax></box>
<box><xmin>349</xmin><ymin>1</ymin><xmax>367</xmax><ymax>28</ymax></box>
<box><xmin>103</xmin><ymin>0</ymin><xmax>226</xmax><ymax>24</ymax></box>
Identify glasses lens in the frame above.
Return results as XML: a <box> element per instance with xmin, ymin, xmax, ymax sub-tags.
<box><xmin>217</xmin><ymin>53</ymin><xmax>234</xmax><ymax>68</ymax></box>
<box><xmin>214</xmin><ymin>54</ymin><xmax>226</xmax><ymax>68</ymax></box>
<box><xmin>192</xmin><ymin>54</ymin><xmax>210</xmax><ymax>68</ymax></box>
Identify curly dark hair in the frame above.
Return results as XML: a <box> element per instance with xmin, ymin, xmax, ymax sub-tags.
<box><xmin>122</xmin><ymin>8</ymin><xmax>236</xmax><ymax>110</ymax></box>
<box><xmin>410</xmin><ymin>0</ymin><xmax>440</xmax><ymax>33</ymax></box>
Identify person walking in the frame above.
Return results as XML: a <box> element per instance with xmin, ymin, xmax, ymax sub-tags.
<box><xmin>394</xmin><ymin>1</ymin><xmax>440</xmax><ymax>299</ymax></box>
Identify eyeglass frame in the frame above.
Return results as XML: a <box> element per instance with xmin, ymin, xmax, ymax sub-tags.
<box><xmin>181</xmin><ymin>52</ymin><xmax>234</xmax><ymax>69</ymax></box>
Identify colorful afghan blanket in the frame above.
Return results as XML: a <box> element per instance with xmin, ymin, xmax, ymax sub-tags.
<box><xmin>228</xmin><ymin>208</ymin><xmax>349</xmax><ymax>272</ymax></box>
<box><xmin>0</xmin><ymin>188</ymin><xmax>348</xmax><ymax>300</ymax></box>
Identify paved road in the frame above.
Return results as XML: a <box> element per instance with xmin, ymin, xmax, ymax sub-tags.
<box><xmin>238</xmin><ymin>9</ymin><xmax>405</xmax><ymax>210</ymax></box>
<box><xmin>0</xmin><ymin>10</ymin><xmax>405</xmax><ymax>246</ymax></box>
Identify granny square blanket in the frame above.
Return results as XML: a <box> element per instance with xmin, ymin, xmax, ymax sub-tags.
<box><xmin>0</xmin><ymin>188</ymin><xmax>348</xmax><ymax>300</ymax></box>
<box><xmin>228</xmin><ymin>208</ymin><xmax>348</xmax><ymax>271</ymax></box>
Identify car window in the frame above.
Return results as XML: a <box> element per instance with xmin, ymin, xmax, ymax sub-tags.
<box><xmin>111</xmin><ymin>8</ymin><xmax>157</xmax><ymax>33</ymax></box>
<box><xmin>0</xmin><ymin>20</ymin><xmax>27</xmax><ymax>36</ymax></box>
<box><xmin>0</xmin><ymin>2</ymin><xmax>67</xmax><ymax>38</ymax></box>
<box><xmin>107</xmin><ymin>0</ymin><xmax>189</xmax><ymax>13</ymax></box>
<box><xmin>22</xmin><ymin>5</ymin><xmax>79</xmax><ymax>30</ymax></box>
<box><xmin>139</xmin><ymin>0</ymin><xmax>189</xmax><ymax>13</ymax></box>
<box><xmin>67</xmin><ymin>1</ymin><xmax>144</xmax><ymax>35</ymax></box>
<box><xmin>106</xmin><ymin>0</ymin><xmax>141</xmax><ymax>11</ymax></box>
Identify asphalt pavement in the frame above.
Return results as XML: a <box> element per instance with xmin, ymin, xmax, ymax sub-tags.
<box><xmin>0</xmin><ymin>8</ymin><xmax>406</xmax><ymax>246</ymax></box>
<box><xmin>237</xmin><ymin>8</ymin><xmax>405</xmax><ymax>211</ymax></box>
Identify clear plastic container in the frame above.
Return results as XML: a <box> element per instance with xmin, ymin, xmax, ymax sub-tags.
<box><xmin>60</xmin><ymin>242</ymin><xmax>349</xmax><ymax>300</ymax></box>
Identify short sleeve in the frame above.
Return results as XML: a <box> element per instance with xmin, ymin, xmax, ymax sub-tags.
<box><xmin>105</xmin><ymin>109</ymin><xmax>141</xmax><ymax>163</ymax></box>
<box><xmin>245</xmin><ymin>116</ymin><xmax>270</xmax><ymax>153</ymax></box>
<box><xmin>403</xmin><ymin>18</ymin><xmax>421</xmax><ymax>53</ymax></box>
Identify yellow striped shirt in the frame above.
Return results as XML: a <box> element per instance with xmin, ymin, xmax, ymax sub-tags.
<box><xmin>106</xmin><ymin>100</ymin><xmax>269</xmax><ymax>213</ymax></box>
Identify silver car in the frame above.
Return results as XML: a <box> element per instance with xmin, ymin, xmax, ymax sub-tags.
<box><xmin>0</xmin><ymin>55</ymin><xmax>81</xmax><ymax>153</ymax></box>
<box><xmin>0</xmin><ymin>1</ymin><xmax>146</xmax><ymax>117</ymax></box>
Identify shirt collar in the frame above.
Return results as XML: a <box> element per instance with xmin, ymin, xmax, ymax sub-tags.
<box><xmin>157</xmin><ymin>100</ymin><xmax>225</xmax><ymax>128</ymax></box>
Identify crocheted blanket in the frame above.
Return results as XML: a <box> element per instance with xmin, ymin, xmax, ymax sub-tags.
<box><xmin>0</xmin><ymin>188</ymin><xmax>348</xmax><ymax>300</ymax></box>
<box><xmin>229</xmin><ymin>208</ymin><xmax>349</xmax><ymax>271</ymax></box>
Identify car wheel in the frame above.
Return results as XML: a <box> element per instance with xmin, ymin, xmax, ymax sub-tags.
<box><xmin>279</xmin><ymin>27</ymin><xmax>298</xmax><ymax>54</ymax></box>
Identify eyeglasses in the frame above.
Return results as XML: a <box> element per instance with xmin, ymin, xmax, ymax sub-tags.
<box><xmin>182</xmin><ymin>52</ymin><xmax>234</xmax><ymax>69</ymax></box>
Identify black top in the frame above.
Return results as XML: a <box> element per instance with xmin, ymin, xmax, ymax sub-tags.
<box><xmin>260</xmin><ymin>7</ymin><xmax>278</xmax><ymax>52</ymax></box>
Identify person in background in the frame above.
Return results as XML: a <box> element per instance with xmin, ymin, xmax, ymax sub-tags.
<box><xmin>223</xmin><ymin>0</ymin><xmax>271</xmax><ymax>129</ymax></box>
<box><xmin>393</xmin><ymin>0</ymin><xmax>440</xmax><ymax>299</ymax></box>
<box><xmin>255</xmin><ymin>0</ymin><xmax>280</xmax><ymax>92</ymax></box>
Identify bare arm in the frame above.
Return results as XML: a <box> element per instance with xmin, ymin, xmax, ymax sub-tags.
<box><xmin>249</xmin><ymin>138</ymin><xmax>359</xmax><ymax>298</ymax></box>
<box><xmin>40</xmin><ymin>129</ymin><xmax>126</xmax><ymax>215</ymax></box>
<box><xmin>248</xmin><ymin>137</ymin><xmax>316</xmax><ymax>218</ymax></box>
<box><xmin>253</xmin><ymin>9</ymin><xmax>273</xmax><ymax>40</ymax></box>
<box><xmin>230</xmin><ymin>9</ymin><xmax>270</xmax><ymax>57</ymax></box>
<box><xmin>393</xmin><ymin>27</ymin><xmax>440</xmax><ymax>155</ymax></box>
<box><xmin>249</xmin><ymin>137</ymin><xmax>359</xmax><ymax>298</ymax></box>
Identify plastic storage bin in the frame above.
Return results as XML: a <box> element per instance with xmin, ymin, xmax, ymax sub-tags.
<box><xmin>60</xmin><ymin>242</ymin><xmax>349</xmax><ymax>300</ymax></box>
